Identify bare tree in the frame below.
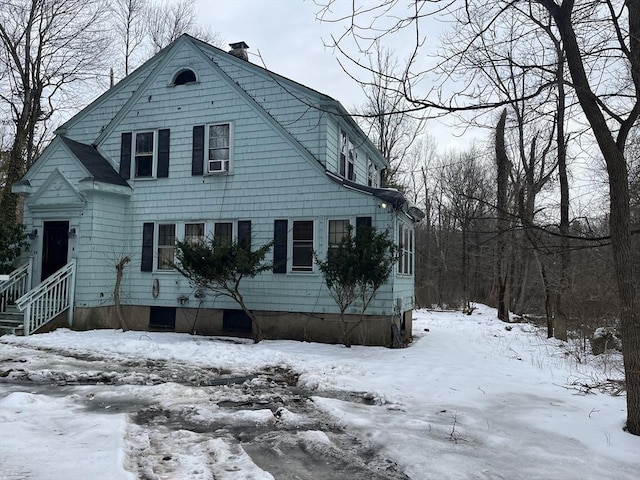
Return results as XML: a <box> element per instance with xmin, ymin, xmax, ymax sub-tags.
<box><xmin>317</xmin><ymin>0</ymin><xmax>640</xmax><ymax>436</ymax></box>
<box><xmin>146</xmin><ymin>0</ymin><xmax>220</xmax><ymax>54</ymax></box>
<box><xmin>0</xmin><ymin>0</ymin><xmax>111</xmax><ymax>225</ymax></box>
<box><xmin>403</xmin><ymin>133</ymin><xmax>438</xmax><ymax>206</ymax></box>
<box><xmin>440</xmin><ymin>148</ymin><xmax>491</xmax><ymax>311</ymax></box>
<box><xmin>495</xmin><ymin>109</ymin><xmax>511</xmax><ymax>322</ymax></box>
<box><xmin>538</xmin><ymin>0</ymin><xmax>640</xmax><ymax>435</ymax></box>
<box><xmin>112</xmin><ymin>0</ymin><xmax>147</xmax><ymax>77</ymax></box>
<box><xmin>354</xmin><ymin>42</ymin><xmax>425</xmax><ymax>188</ymax></box>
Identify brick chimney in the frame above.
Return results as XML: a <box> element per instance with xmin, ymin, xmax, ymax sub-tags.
<box><xmin>228</xmin><ymin>41</ymin><xmax>249</xmax><ymax>61</ymax></box>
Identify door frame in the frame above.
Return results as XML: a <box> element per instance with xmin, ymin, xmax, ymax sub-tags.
<box><xmin>40</xmin><ymin>220</ymin><xmax>70</xmax><ymax>281</ymax></box>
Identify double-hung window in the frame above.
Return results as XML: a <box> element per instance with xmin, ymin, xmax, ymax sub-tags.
<box><xmin>347</xmin><ymin>140</ymin><xmax>356</xmax><ymax>181</ymax></box>
<box><xmin>157</xmin><ymin>224</ymin><xmax>176</xmax><ymax>270</ymax></box>
<box><xmin>398</xmin><ymin>223</ymin><xmax>414</xmax><ymax>275</ymax></box>
<box><xmin>328</xmin><ymin>219</ymin><xmax>350</xmax><ymax>255</ymax></box>
<box><xmin>207</xmin><ymin>123</ymin><xmax>231</xmax><ymax>173</ymax></box>
<box><xmin>367</xmin><ymin>158</ymin><xmax>379</xmax><ymax>187</ymax></box>
<box><xmin>292</xmin><ymin>220</ymin><xmax>314</xmax><ymax>272</ymax></box>
<box><xmin>214</xmin><ymin>222</ymin><xmax>233</xmax><ymax>246</ymax></box>
<box><xmin>339</xmin><ymin>131</ymin><xmax>348</xmax><ymax>178</ymax></box>
<box><xmin>121</xmin><ymin>129</ymin><xmax>169</xmax><ymax>180</ymax></box>
<box><xmin>135</xmin><ymin>131</ymin><xmax>155</xmax><ymax>178</ymax></box>
<box><xmin>338</xmin><ymin>130</ymin><xmax>356</xmax><ymax>181</ymax></box>
<box><xmin>185</xmin><ymin>222</ymin><xmax>205</xmax><ymax>245</ymax></box>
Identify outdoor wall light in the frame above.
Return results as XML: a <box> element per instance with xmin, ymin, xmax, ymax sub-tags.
<box><xmin>68</xmin><ymin>228</ymin><xmax>77</xmax><ymax>238</ymax></box>
<box><xmin>28</xmin><ymin>228</ymin><xmax>38</xmax><ymax>239</ymax></box>
<box><xmin>380</xmin><ymin>202</ymin><xmax>388</xmax><ymax>209</ymax></box>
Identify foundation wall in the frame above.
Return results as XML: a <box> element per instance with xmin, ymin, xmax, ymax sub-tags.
<box><xmin>71</xmin><ymin>305</ymin><xmax>414</xmax><ymax>346</ymax></box>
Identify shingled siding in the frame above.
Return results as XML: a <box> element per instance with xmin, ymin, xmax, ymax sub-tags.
<box><xmin>91</xmin><ymin>41</ymin><xmax>407</xmax><ymax>317</ymax></box>
<box><xmin>72</xmin><ymin>191</ymin><xmax>128</xmax><ymax>308</ymax></box>
<box><xmin>62</xmin><ymin>57</ymin><xmax>162</xmax><ymax>145</ymax></box>
<box><xmin>17</xmin><ymin>36</ymin><xmax>416</xmax><ymax>341</ymax></box>
<box><xmin>210</xmin><ymin>50</ymin><xmax>328</xmax><ymax>162</ymax></box>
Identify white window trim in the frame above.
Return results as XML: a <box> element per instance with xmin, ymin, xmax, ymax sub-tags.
<box><xmin>184</xmin><ymin>221</ymin><xmax>206</xmax><ymax>245</ymax></box>
<box><xmin>133</xmin><ymin>130</ymin><xmax>158</xmax><ymax>179</ymax></box>
<box><xmin>327</xmin><ymin>218</ymin><xmax>352</xmax><ymax>251</ymax></box>
<box><xmin>170</xmin><ymin>67</ymin><xmax>198</xmax><ymax>86</ymax></box>
<box><xmin>397</xmin><ymin>222</ymin><xmax>414</xmax><ymax>276</ymax></box>
<box><xmin>291</xmin><ymin>219</ymin><xmax>316</xmax><ymax>273</ymax></box>
<box><xmin>367</xmin><ymin>158</ymin><xmax>381</xmax><ymax>188</ymax></box>
<box><xmin>347</xmin><ymin>139</ymin><xmax>356</xmax><ymax>182</ymax></box>
<box><xmin>151</xmin><ymin>220</ymin><xmax>251</xmax><ymax>272</ymax></box>
<box><xmin>338</xmin><ymin>129</ymin><xmax>358</xmax><ymax>182</ymax></box>
<box><xmin>339</xmin><ymin>130</ymin><xmax>348</xmax><ymax>178</ymax></box>
<box><xmin>204</xmin><ymin>122</ymin><xmax>233</xmax><ymax>175</ymax></box>
<box><xmin>156</xmin><ymin>222</ymin><xmax>177</xmax><ymax>271</ymax></box>
<box><xmin>153</xmin><ymin>221</ymin><xmax>229</xmax><ymax>272</ymax></box>
<box><xmin>213</xmin><ymin>220</ymin><xmax>236</xmax><ymax>245</ymax></box>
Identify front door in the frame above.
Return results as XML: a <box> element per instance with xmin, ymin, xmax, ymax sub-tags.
<box><xmin>41</xmin><ymin>221</ymin><xmax>69</xmax><ymax>281</ymax></box>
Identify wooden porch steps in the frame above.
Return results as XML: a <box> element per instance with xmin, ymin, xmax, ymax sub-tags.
<box><xmin>0</xmin><ymin>305</ymin><xmax>23</xmax><ymax>335</ymax></box>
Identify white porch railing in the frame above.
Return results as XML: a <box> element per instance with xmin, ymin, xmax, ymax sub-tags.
<box><xmin>15</xmin><ymin>260</ymin><xmax>76</xmax><ymax>336</ymax></box>
<box><xmin>0</xmin><ymin>259</ymin><xmax>33</xmax><ymax>313</ymax></box>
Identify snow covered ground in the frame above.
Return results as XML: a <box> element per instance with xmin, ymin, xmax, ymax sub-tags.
<box><xmin>0</xmin><ymin>305</ymin><xmax>638</xmax><ymax>479</ymax></box>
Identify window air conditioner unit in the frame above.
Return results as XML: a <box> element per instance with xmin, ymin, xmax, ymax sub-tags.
<box><xmin>208</xmin><ymin>160</ymin><xmax>229</xmax><ymax>173</ymax></box>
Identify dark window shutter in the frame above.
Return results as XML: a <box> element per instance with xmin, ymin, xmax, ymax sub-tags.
<box><xmin>192</xmin><ymin>125</ymin><xmax>204</xmax><ymax>175</ymax></box>
<box><xmin>238</xmin><ymin>220</ymin><xmax>251</xmax><ymax>250</ymax></box>
<box><xmin>273</xmin><ymin>219</ymin><xmax>288</xmax><ymax>273</ymax></box>
<box><xmin>119</xmin><ymin>132</ymin><xmax>132</xmax><ymax>180</ymax></box>
<box><xmin>356</xmin><ymin>216</ymin><xmax>372</xmax><ymax>233</ymax></box>
<box><xmin>157</xmin><ymin>129</ymin><xmax>170</xmax><ymax>178</ymax></box>
<box><xmin>141</xmin><ymin>223</ymin><xmax>154</xmax><ymax>272</ymax></box>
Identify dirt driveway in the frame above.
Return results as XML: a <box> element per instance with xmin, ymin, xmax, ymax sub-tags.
<box><xmin>0</xmin><ymin>342</ymin><xmax>409</xmax><ymax>479</ymax></box>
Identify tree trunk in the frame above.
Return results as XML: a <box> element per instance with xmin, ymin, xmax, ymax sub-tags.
<box><xmin>536</xmin><ymin>255</ymin><xmax>554</xmax><ymax>339</ymax></box>
<box><xmin>545</xmin><ymin>0</ymin><xmax>640</xmax><ymax>434</ymax></box>
<box><xmin>495</xmin><ymin>109</ymin><xmax>510</xmax><ymax>322</ymax></box>
<box><xmin>235</xmin><ymin>292</ymin><xmax>263</xmax><ymax>343</ymax></box>
<box><xmin>461</xmin><ymin>225</ymin><xmax>470</xmax><ymax>312</ymax></box>
<box><xmin>114</xmin><ymin>256</ymin><xmax>130</xmax><ymax>331</ymax></box>
<box><xmin>555</xmin><ymin>36</ymin><xmax>570</xmax><ymax>343</ymax></box>
<box><xmin>340</xmin><ymin>309</ymin><xmax>351</xmax><ymax>348</ymax></box>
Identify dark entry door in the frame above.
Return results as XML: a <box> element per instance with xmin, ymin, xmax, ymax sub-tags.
<box><xmin>41</xmin><ymin>221</ymin><xmax>69</xmax><ymax>281</ymax></box>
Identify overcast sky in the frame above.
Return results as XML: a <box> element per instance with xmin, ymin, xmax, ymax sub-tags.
<box><xmin>193</xmin><ymin>0</ymin><xmax>478</xmax><ymax>151</ymax></box>
<box><xmin>195</xmin><ymin>1</ymin><xmax>364</xmax><ymax>107</ymax></box>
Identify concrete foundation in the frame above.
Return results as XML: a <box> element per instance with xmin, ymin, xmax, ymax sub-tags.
<box><xmin>71</xmin><ymin>305</ymin><xmax>413</xmax><ymax>346</ymax></box>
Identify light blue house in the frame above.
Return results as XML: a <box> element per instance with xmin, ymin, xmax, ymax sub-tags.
<box><xmin>5</xmin><ymin>35</ymin><xmax>423</xmax><ymax>345</ymax></box>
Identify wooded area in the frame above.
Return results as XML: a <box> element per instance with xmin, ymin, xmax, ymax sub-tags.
<box><xmin>318</xmin><ymin>0</ymin><xmax>640</xmax><ymax>435</ymax></box>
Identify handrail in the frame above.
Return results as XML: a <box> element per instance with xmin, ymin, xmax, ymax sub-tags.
<box><xmin>15</xmin><ymin>260</ymin><xmax>76</xmax><ymax>336</ymax></box>
<box><xmin>0</xmin><ymin>259</ymin><xmax>33</xmax><ymax>313</ymax></box>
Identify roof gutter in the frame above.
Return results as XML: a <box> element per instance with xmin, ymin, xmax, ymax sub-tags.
<box><xmin>326</xmin><ymin>171</ymin><xmax>425</xmax><ymax>222</ymax></box>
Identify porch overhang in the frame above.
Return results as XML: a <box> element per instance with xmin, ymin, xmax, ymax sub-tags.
<box><xmin>78</xmin><ymin>177</ymin><xmax>132</xmax><ymax>196</ymax></box>
<box><xmin>11</xmin><ymin>180</ymin><xmax>33</xmax><ymax>195</ymax></box>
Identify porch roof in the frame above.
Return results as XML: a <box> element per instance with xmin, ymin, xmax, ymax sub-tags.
<box><xmin>59</xmin><ymin>137</ymin><xmax>130</xmax><ymax>187</ymax></box>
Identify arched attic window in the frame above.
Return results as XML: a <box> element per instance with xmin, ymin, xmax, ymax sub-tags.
<box><xmin>172</xmin><ymin>69</ymin><xmax>197</xmax><ymax>86</ymax></box>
